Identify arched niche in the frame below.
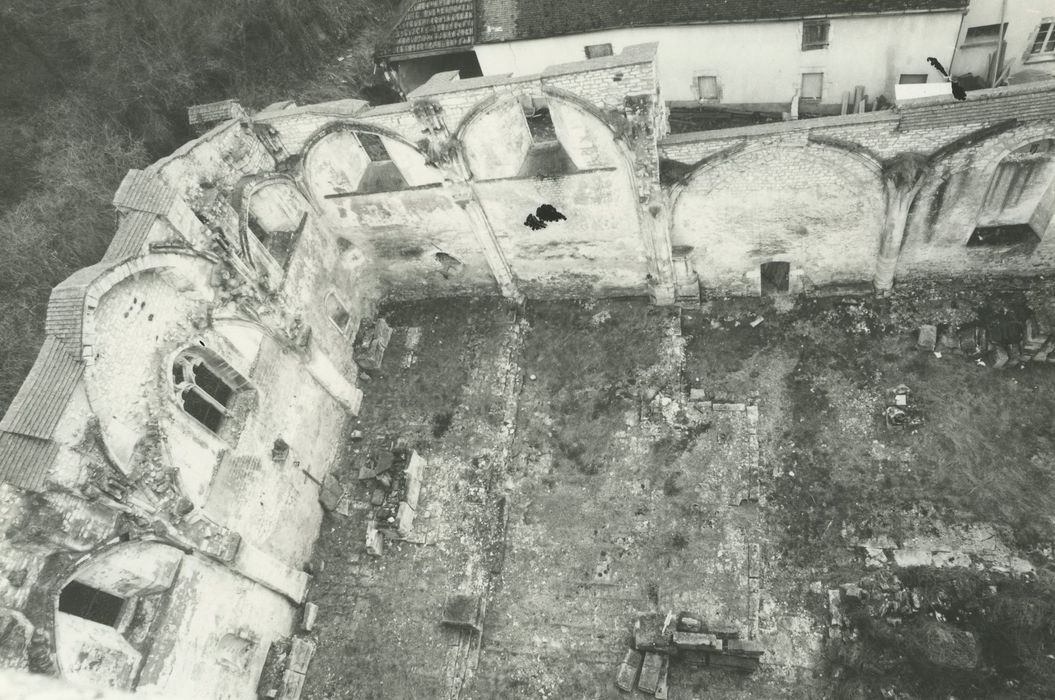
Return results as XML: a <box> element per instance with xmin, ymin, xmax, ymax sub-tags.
<box><xmin>670</xmin><ymin>143</ymin><xmax>885</xmax><ymax>295</ymax></box>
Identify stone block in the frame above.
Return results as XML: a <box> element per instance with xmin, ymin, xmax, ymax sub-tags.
<box><xmin>917</xmin><ymin>325</ymin><xmax>937</xmax><ymax>351</ymax></box>
<box><xmin>637</xmin><ymin>652</ymin><xmax>666</xmax><ymax>694</ymax></box>
<box><xmin>396</xmin><ymin>501</ymin><xmax>415</xmax><ymax>538</ymax></box>
<box><xmin>287</xmin><ymin>636</ymin><xmax>316</xmax><ymax>674</ymax></box>
<box><xmin>300</xmin><ymin>602</ymin><xmax>318</xmax><ymax>632</ymax></box>
<box><xmin>689</xmin><ymin>388</ymin><xmax>708</xmax><ymax>401</ymax></box>
<box><xmin>724</xmin><ymin>639</ymin><xmax>765</xmax><ymax>658</ymax></box>
<box><xmin>615</xmin><ymin>649</ymin><xmax>643</xmax><ymax>692</ymax></box>
<box><xmin>672</xmin><ymin>631</ymin><xmax>718</xmax><ymax>650</ymax></box>
<box><xmin>277</xmin><ymin>669</ymin><xmax>305</xmax><ymax>700</ymax></box>
<box><xmin>365</xmin><ymin>521</ymin><xmax>384</xmax><ymax>557</ymax></box>
<box><xmin>892</xmin><ymin>549</ymin><xmax>933</xmax><ymax>567</ymax></box>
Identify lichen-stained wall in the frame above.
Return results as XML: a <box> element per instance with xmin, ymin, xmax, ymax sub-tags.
<box><xmin>134</xmin><ymin>554</ymin><xmax>295</xmax><ymax>700</ymax></box>
<box><xmin>899</xmin><ymin>123</ymin><xmax>1055</xmax><ymax>279</ymax></box>
<box><xmin>55</xmin><ymin>613</ymin><xmax>142</xmax><ymax>692</ymax></box>
<box><xmin>671</xmin><ymin>143</ymin><xmax>885</xmax><ymax>295</ymax></box>
<box><xmin>476</xmin><ymin>171</ymin><xmax>648</xmax><ymax>296</ymax></box>
<box><xmin>302</xmin><ymin>129</ymin><xmax>498</xmax><ymax>299</ymax></box>
<box><xmin>461</xmin><ymin>97</ymin><xmax>533</xmax><ymax>180</ymax></box>
<box><xmin>86</xmin><ymin>265</ymin><xmax>222</xmax><ymax>503</ymax></box>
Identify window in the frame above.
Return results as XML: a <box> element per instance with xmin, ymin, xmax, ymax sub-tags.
<box><xmin>584</xmin><ymin>43</ymin><xmax>613</xmax><ymax>59</ymax></box>
<box><xmin>525</xmin><ymin>107</ymin><xmax>558</xmax><ymax>143</ymax></box>
<box><xmin>801</xmin><ymin>73</ymin><xmax>823</xmax><ymax>100</ymax></box>
<box><xmin>355</xmin><ymin>132</ymin><xmax>391</xmax><ymax>162</ymax></box>
<box><xmin>324</xmin><ymin>292</ymin><xmax>351</xmax><ymax>333</ymax></box>
<box><xmin>899</xmin><ymin>74</ymin><xmax>928</xmax><ymax>84</ymax></box>
<box><xmin>694</xmin><ymin>75</ymin><xmax>719</xmax><ymax>102</ymax></box>
<box><xmin>1029</xmin><ymin>21</ymin><xmax>1055</xmax><ymax>58</ymax></box>
<box><xmin>963</xmin><ymin>23</ymin><xmax>1005</xmax><ymax>46</ymax></box>
<box><xmin>60</xmin><ymin>581</ymin><xmax>125</xmax><ymax>627</ymax></box>
<box><xmin>173</xmin><ymin>348</ymin><xmax>246</xmax><ymax>434</ymax></box>
<box><xmin>802</xmin><ymin>20</ymin><xmax>830</xmax><ymax>50</ymax></box>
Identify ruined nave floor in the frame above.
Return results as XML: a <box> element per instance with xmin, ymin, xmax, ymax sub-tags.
<box><xmin>301</xmin><ymin>298</ymin><xmax>824</xmax><ymax>700</ymax></box>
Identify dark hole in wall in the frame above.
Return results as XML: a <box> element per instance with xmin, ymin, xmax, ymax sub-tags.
<box><xmin>181</xmin><ymin>389</ymin><xmax>225</xmax><ymax>432</ymax></box>
<box><xmin>966</xmin><ymin>224</ymin><xmax>1039</xmax><ymax>248</ymax></box>
<box><xmin>356</xmin><ymin>132</ymin><xmax>391</xmax><ymax>162</ymax></box>
<box><xmin>59</xmin><ymin>581</ymin><xmax>125</xmax><ymax>627</ymax></box>
<box><xmin>760</xmin><ymin>261</ymin><xmax>790</xmax><ymax>295</ymax></box>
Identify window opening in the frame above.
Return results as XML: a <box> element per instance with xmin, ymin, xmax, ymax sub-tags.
<box><xmin>802</xmin><ymin>21</ymin><xmax>830</xmax><ymax>50</ymax></box>
<box><xmin>1029</xmin><ymin>21</ymin><xmax>1055</xmax><ymax>57</ymax></box>
<box><xmin>355</xmin><ymin>132</ymin><xmax>391</xmax><ymax>162</ymax></box>
<box><xmin>59</xmin><ymin>581</ymin><xmax>125</xmax><ymax>627</ymax></box>
<box><xmin>760</xmin><ymin>262</ymin><xmax>790</xmax><ymax>296</ymax></box>
<box><xmin>801</xmin><ymin>73</ymin><xmax>823</xmax><ymax>100</ymax></box>
<box><xmin>695</xmin><ymin>75</ymin><xmax>719</xmax><ymax>101</ymax></box>
<box><xmin>584</xmin><ymin>43</ymin><xmax>613</xmax><ymax>59</ymax></box>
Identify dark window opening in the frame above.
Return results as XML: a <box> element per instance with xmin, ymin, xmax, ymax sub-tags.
<box><xmin>967</xmin><ymin>224</ymin><xmax>1040</xmax><ymax>247</ymax></box>
<box><xmin>181</xmin><ymin>388</ymin><xmax>226</xmax><ymax>432</ymax></box>
<box><xmin>584</xmin><ymin>43</ymin><xmax>613</xmax><ymax>59</ymax></box>
<box><xmin>964</xmin><ymin>23</ymin><xmax>1006</xmax><ymax>46</ymax></box>
<box><xmin>525</xmin><ymin>108</ymin><xmax>558</xmax><ymax>143</ymax></box>
<box><xmin>695</xmin><ymin>76</ymin><xmax>720</xmax><ymax>102</ymax></box>
<box><xmin>60</xmin><ymin>581</ymin><xmax>125</xmax><ymax>627</ymax></box>
<box><xmin>173</xmin><ymin>350</ymin><xmax>245</xmax><ymax>435</ymax></box>
<box><xmin>325</xmin><ymin>293</ymin><xmax>351</xmax><ymax>332</ymax></box>
<box><xmin>356</xmin><ymin>132</ymin><xmax>391</xmax><ymax>162</ymax></box>
<box><xmin>802</xmin><ymin>21</ymin><xmax>830</xmax><ymax>50</ymax></box>
<box><xmin>247</xmin><ymin>215</ymin><xmax>270</xmax><ymax>244</ymax></box>
<box><xmin>761</xmin><ymin>262</ymin><xmax>791</xmax><ymax>296</ymax></box>
<box><xmin>899</xmin><ymin>74</ymin><xmax>928</xmax><ymax>84</ymax></box>
<box><xmin>192</xmin><ymin>363</ymin><xmax>233</xmax><ymax>406</ymax></box>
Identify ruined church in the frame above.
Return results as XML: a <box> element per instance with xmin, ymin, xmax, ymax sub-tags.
<box><xmin>0</xmin><ymin>37</ymin><xmax>1054</xmax><ymax>698</ymax></box>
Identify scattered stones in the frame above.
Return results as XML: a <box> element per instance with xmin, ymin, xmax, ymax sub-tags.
<box><xmin>905</xmin><ymin>619</ymin><xmax>981</xmax><ymax>671</ymax></box>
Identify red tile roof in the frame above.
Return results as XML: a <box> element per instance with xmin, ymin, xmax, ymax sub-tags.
<box><xmin>382</xmin><ymin>0</ymin><xmax>968</xmax><ymax>57</ymax></box>
<box><xmin>380</xmin><ymin>0</ymin><xmax>475</xmax><ymax>58</ymax></box>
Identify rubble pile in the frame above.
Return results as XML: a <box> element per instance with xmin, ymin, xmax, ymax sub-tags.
<box><xmin>358</xmin><ymin>447</ymin><xmax>426</xmax><ymax>555</ymax></box>
<box><xmin>615</xmin><ymin>612</ymin><xmax>765</xmax><ymax>695</ymax></box>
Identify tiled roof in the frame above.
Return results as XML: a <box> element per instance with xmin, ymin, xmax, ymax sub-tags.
<box><xmin>477</xmin><ymin>0</ymin><xmax>969</xmax><ymax>43</ymax></box>
<box><xmin>45</xmin><ymin>261</ymin><xmax>113</xmax><ymax>357</ymax></box>
<box><xmin>103</xmin><ymin>211</ymin><xmax>157</xmax><ymax>262</ymax></box>
<box><xmin>187</xmin><ymin>99</ymin><xmax>244</xmax><ymax>126</ymax></box>
<box><xmin>0</xmin><ymin>337</ymin><xmax>83</xmax><ymax>440</ymax></box>
<box><xmin>113</xmin><ymin>170</ymin><xmax>178</xmax><ymax>216</ymax></box>
<box><xmin>0</xmin><ymin>335</ymin><xmax>83</xmax><ymax>492</ymax></box>
<box><xmin>379</xmin><ymin>0</ymin><xmax>475</xmax><ymax>58</ymax></box>
<box><xmin>0</xmin><ymin>433</ymin><xmax>60</xmax><ymax>492</ymax></box>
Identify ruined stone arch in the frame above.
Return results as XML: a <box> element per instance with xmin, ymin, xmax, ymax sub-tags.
<box><xmin>457</xmin><ymin>89</ymin><xmax>629</xmax><ymax>181</ymax></box>
<box><xmin>905</xmin><ymin>124</ymin><xmax>1055</xmax><ymax>251</ymax></box>
<box><xmin>669</xmin><ymin>141</ymin><xmax>886</xmax><ymax>295</ymax></box>
<box><xmin>232</xmin><ymin>173</ymin><xmax>315</xmax><ymax>270</ymax></box>
<box><xmin>299</xmin><ymin>121</ymin><xmax>442</xmax><ymax>209</ymax></box>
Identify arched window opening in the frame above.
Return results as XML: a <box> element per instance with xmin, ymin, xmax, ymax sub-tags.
<box><xmin>324</xmin><ymin>292</ymin><xmax>352</xmax><ymax>334</ymax></box>
<box><xmin>172</xmin><ymin>348</ymin><xmax>250</xmax><ymax>434</ymax></box>
<box><xmin>972</xmin><ymin>140</ymin><xmax>1055</xmax><ymax>247</ymax></box>
<box><xmin>354</xmin><ymin>132</ymin><xmax>409</xmax><ymax>194</ymax></box>
<box><xmin>518</xmin><ymin>98</ymin><xmax>579</xmax><ymax>178</ymax></box>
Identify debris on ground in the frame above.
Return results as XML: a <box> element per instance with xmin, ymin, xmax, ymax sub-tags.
<box><xmin>355</xmin><ymin>317</ymin><xmax>393</xmax><ymax>370</ymax></box>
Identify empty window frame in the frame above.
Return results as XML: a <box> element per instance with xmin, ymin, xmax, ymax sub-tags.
<box><xmin>172</xmin><ymin>350</ymin><xmax>241</xmax><ymax>434</ymax></box>
<box><xmin>982</xmin><ymin>140</ymin><xmax>1053</xmax><ymax>213</ymax></box>
<box><xmin>324</xmin><ymin>292</ymin><xmax>352</xmax><ymax>333</ymax></box>
<box><xmin>899</xmin><ymin>74</ymin><xmax>928</xmax><ymax>84</ymax></box>
<box><xmin>525</xmin><ymin>107</ymin><xmax>558</xmax><ymax>143</ymax></box>
<box><xmin>760</xmin><ymin>262</ymin><xmax>791</xmax><ymax>296</ymax></box>
<box><xmin>60</xmin><ymin>581</ymin><xmax>125</xmax><ymax>627</ymax></box>
<box><xmin>1029</xmin><ymin>21</ymin><xmax>1055</xmax><ymax>58</ymax></box>
<box><xmin>800</xmin><ymin>73</ymin><xmax>824</xmax><ymax>100</ymax></box>
<box><xmin>963</xmin><ymin>23</ymin><xmax>1005</xmax><ymax>46</ymax></box>
<box><xmin>584</xmin><ymin>43</ymin><xmax>613</xmax><ymax>59</ymax></box>
<box><xmin>694</xmin><ymin>75</ymin><xmax>720</xmax><ymax>102</ymax></box>
<box><xmin>355</xmin><ymin>132</ymin><xmax>391</xmax><ymax>162</ymax></box>
<box><xmin>802</xmin><ymin>20</ymin><xmax>830</xmax><ymax>50</ymax></box>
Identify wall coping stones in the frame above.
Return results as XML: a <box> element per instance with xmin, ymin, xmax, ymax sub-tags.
<box><xmin>660</xmin><ymin>110</ymin><xmax>899</xmax><ymax>146</ymax></box>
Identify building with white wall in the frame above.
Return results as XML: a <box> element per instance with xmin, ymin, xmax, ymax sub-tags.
<box><xmin>951</xmin><ymin>0</ymin><xmax>1055</xmax><ymax>87</ymax></box>
<box><xmin>380</xmin><ymin>0</ymin><xmax>968</xmax><ymax>109</ymax></box>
